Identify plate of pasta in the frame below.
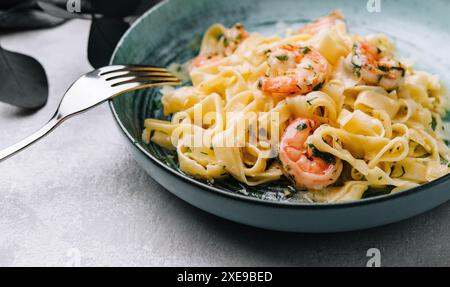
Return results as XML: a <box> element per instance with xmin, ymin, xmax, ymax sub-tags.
<box><xmin>110</xmin><ymin>0</ymin><xmax>450</xmax><ymax>232</ymax></box>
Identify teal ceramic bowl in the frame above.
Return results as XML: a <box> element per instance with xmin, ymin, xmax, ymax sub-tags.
<box><xmin>109</xmin><ymin>0</ymin><xmax>450</xmax><ymax>232</ymax></box>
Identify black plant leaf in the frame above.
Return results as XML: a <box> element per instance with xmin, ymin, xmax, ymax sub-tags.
<box><xmin>87</xmin><ymin>16</ymin><xmax>129</xmax><ymax>68</ymax></box>
<box><xmin>0</xmin><ymin>1</ymin><xmax>66</xmax><ymax>31</ymax></box>
<box><xmin>0</xmin><ymin>45</ymin><xmax>48</xmax><ymax>109</ymax></box>
<box><xmin>0</xmin><ymin>0</ymin><xmax>30</xmax><ymax>9</ymax></box>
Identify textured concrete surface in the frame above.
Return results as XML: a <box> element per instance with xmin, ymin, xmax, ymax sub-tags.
<box><xmin>0</xmin><ymin>20</ymin><xmax>449</xmax><ymax>267</ymax></box>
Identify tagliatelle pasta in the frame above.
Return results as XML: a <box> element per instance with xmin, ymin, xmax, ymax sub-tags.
<box><xmin>143</xmin><ymin>11</ymin><xmax>450</xmax><ymax>203</ymax></box>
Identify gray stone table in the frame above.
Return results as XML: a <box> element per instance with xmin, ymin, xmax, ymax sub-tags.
<box><xmin>0</xmin><ymin>20</ymin><xmax>449</xmax><ymax>267</ymax></box>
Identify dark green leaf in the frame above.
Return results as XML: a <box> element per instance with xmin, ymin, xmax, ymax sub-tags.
<box><xmin>0</xmin><ymin>45</ymin><xmax>48</xmax><ymax>109</ymax></box>
<box><xmin>307</xmin><ymin>143</ymin><xmax>336</xmax><ymax>164</ymax></box>
<box><xmin>276</xmin><ymin>55</ymin><xmax>289</xmax><ymax>61</ymax></box>
<box><xmin>87</xmin><ymin>16</ymin><xmax>129</xmax><ymax>68</ymax></box>
<box><xmin>362</xmin><ymin>185</ymin><xmax>395</xmax><ymax>199</ymax></box>
<box><xmin>431</xmin><ymin>116</ymin><xmax>437</xmax><ymax>131</ymax></box>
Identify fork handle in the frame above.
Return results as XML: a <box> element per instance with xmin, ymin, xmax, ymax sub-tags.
<box><xmin>0</xmin><ymin>113</ymin><xmax>63</xmax><ymax>163</ymax></box>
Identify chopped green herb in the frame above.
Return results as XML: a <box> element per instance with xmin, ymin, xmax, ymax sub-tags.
<box><xmin>216</xmin><ymin>32</ymin><xmax>224</xmax><ymax>41</ymax></box>
<box><xmin>391</xmin><ymin>66</ymin><xmax>406</xmax><ymax>77</ymax></box>
<box><xmin>296</xmin><ymin>122</ymin><xmax>308</xmax><ymax>131</ymax></box>
<box><xmin>276</xmin><ymin>55</ymin><xmax>289</xmax><ymax>61</ymax></box>
<box><xmin>431</xmin><ymin>116</ymin><xmax>437</xmax><ymax>131</ymax></box>
<box><xmin>223</xmin><ymin>37</ymin><xmax>229</xmax><ymax>47</ymax></box>
<box><xmin>350</xmin><ymin>57</ymin><xmax>362</xmax><ymax>77</ymax></box>
<box><xmin>313</xmin><ymin>81</ymin><xmax>324</xmax><ymax>91</ymax></box>
<box><xmin>362</xmin><ymin>185</ymin><xmax>395</xmax><ymax>199</ymax></box>
<box><xmin>376</xmin><ymin>47</ymin><xmax>382</xmax><ymax>54</ymax></box>
<box><xmin>307</xmin><ymin>143</ymin><xmax>336</xmax><ymax>164</ymax></box>
<box><xmin>378</xmin><ymin>65</ymin><xmax>390</xmax><ymax>72</ymax></box>
<box><xmin>300</xmin><ymin>47</ymin><xmax>311</xmax><ymax>55</ymax></box>
<box><xmin>257</xmin><ymin>80</ymin><xmax>263</xmax><ymax>89</ymax></box>
<box><xmin>306</xmin><ymin>97</ymin><xmax>317</xmax><ymax>105</ymax></box>
<box><xmin>200</xmin><ymin>151</ymin><xmax>209</xmax><ymax>155</ymax></box>
<box><xmin>354</xmin><ymin>66</ymin><xmax>361</xmax><ymax>77</ymax></box>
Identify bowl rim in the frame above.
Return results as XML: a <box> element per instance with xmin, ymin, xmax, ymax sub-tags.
<box><xmin>108</xmin><ymin>0</ymin><xmax>450</xmax><ymax>209</ymax></box>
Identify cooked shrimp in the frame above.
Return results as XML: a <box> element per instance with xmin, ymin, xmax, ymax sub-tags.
<box><xmin>279</xmin><ymin>118</ymin><xmax>343</xmax><ymax>190</ymax></box>
<box><xmin>296</xmin><ymin>10</ymin><xmax>344</xmax><ymax>35</ymax></box>
<box><xmin>346</xmin><ymin>41</ymin><xmax>406</xmax><ymax>90</ymax></box>
<box><xmin>190</xmin><ymin>54</ymin><xmax>223</xmax><ymax>70</ymax></box>
<box><xmin>259</xmin><ymin>44</ymin><xmax>330</xmax><ymax>95</ymax></box>
<box><xmin>190</xmin><ymin>23</ymin><xmax>249</xmax><ymax>70</ymax></box>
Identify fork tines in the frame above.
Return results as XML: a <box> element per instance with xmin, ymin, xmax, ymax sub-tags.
<box><xmin>101</xmin><ymin>65</ymin><xmax>183</xmax><ymax>88</ymax></box>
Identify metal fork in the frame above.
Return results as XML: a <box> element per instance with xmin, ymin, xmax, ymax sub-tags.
<box><xmin>0</xmin><ymin>65</ymin><xmax>182</xmax><ymax>163</ymax></box>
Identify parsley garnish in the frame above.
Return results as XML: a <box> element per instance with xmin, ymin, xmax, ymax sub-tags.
<box><xmin>296</xmin><ymin>122</ymin><xmax>308</xmax><ymax>131</ymax></box>
<box><xmin>223</xmin><ymin>37</ymin><xmax>229</xmax><ymax>47</ymax></box>
<box><xmin>307</xmin><ymin>143</ymin><xmax>336</xmax><ymax>164</ymax></box>
<box><xmin>391</xmin><ymin>66</ymin><xmax>406</xmax><ymax>77</ymax></box>
<box><xmin>354</xmin><ymin>66</ymin><xmax>361</xmax><ymax>77</ymax></box>
<box><xmin>431</xmin><ymin>116</ymin><xmax>437</xmax><ymax>131</ymax></box>
<box><xmin>257</xmin><ymin>80</ymin><xmax>262</xmax><ymax>89</ymax></box>
<box><xmin>313</xmin><ymin>81</ymin><xmax>324</xmax><ymax>91</ymax></box>
<box><xmin>306</xmin><ymin>97</ymin><xmax>317</xmax><ymax>105</ymax></box>
<box><xmin>300</xmin><ymin>47</ymin><xmax>311</xmax><ymax>55</ymax></box>
<box><xmin>378</xmin><ymin>65</ymin><xmax>390</xmax><ymax>72</ymax></box>
<box><xmin>276</xmin><ymin>55</ymin><xmax>289</xmax><ymax>61</ymax></box>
